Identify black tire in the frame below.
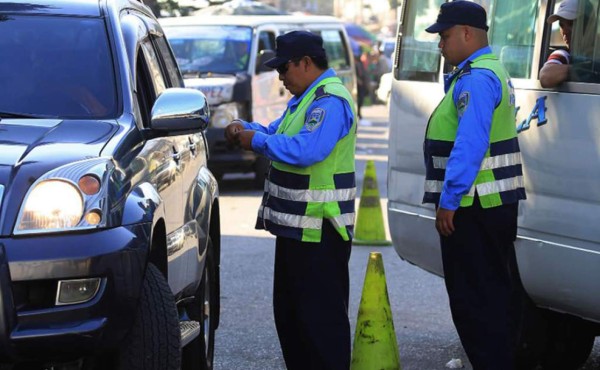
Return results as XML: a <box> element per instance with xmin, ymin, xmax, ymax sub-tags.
<box><xmin>253</xmin><ymin>156</ymin><xmax>270</xmax><ymax>189</ymax></box>
<box><xmin>118</xmin><ymin>264</ymin><xmax>181</xmax><ymax>370</ymax></box>
<box><xmin>538</xmin><ymin>312</ymin><xmax>596</xmax><ymax>370</ymax></box>
<box><xmin>182</xmin><ymin>238</ymin><xmax>217</xmax><ymax>370</ymax></box>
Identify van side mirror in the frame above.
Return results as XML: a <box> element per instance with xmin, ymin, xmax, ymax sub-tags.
<box><xmin>256</xmin><ymin>50</ymin><xmax>276</xmax><ymax>74</ymax></box>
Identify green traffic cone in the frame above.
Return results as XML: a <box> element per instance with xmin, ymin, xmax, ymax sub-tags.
<box><xmin>351</xmin><ymin>252</ymin><xmax>402</xmax><ymax>370</ymax></box>
<box><xmin>354</xmin><ymin>160</ymin><xmax>391</xmax><ymax>245</ymax></box>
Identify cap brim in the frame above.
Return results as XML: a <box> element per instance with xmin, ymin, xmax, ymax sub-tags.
<box><xmin>425</xmin><ymin>22</ymin><xmax>455</xmax><ymax>33</ymax></box>
<box><xmin>264</xmin><ymin>56</ymin><xmax>288</xmax><ymax>68</ymax></box>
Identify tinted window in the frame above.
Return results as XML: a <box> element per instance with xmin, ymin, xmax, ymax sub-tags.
<box><xmin>489</xmin><ymin>1</ymin><xmax>539</xmax><ymax>79</ymax></box>
<box><xmin>316</xmin><ymin>30</ymin><xmax>351</xmax><ymax>70</ymax></box>
<box><xmin>563</xmin><ymin>0</ymin><xmax>600</xmax><ymax>83</ymax></box>
<box><xmin>155</xmin><ymin>36</ymin><xmax>184</xmax><ymax>87</ymax></box>
<box><xmin>140</xmin><ymin>40</ymin><xmax>167</xmax><ymax>97</ymax></box>
<box><xmin>163</xmin><ymin>25</ymin><xmax>253</xmax><ymax>75</ymax></box>
<box><xmin>0</xmin><ymin>15</ymin><xmax>117</xmax><ymax>118</ymax></box>
<box><xmin>396</xmin><ymin>0</ymin><xmax>444</xmax><ymax>82</ymax></box>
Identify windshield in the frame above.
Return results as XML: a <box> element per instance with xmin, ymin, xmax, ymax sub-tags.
<box><xmin>164</xmin><ymin>25</ymin><xmax>252</xmax><ymax>76</ymax></box>
<box><xmin>0</xmin><ymin>15</ymin><xmax>118</xmax><ymax>119</ymax></box>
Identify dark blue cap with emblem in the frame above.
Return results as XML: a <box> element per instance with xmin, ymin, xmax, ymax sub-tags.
<box><xmin>264</xmin><ymin>31</ymin><xmax>327</xmax><ymax>69</ymax></box>
<box><xmin>425</xmin><ymin>1</ymin><xmax>489</xmax><ymax>34</ymax></box>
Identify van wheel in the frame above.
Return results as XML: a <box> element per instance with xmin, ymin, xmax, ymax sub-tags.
<box><xmin>514</xmin><ymin>301</ymin><xmax>596</xmax><ymax>370</ymax></box>
<box><xmin>253</xmin><ymin>157</ymin><xmax>270</xmax><ymax>189</ymax></box>
<box><xmin>117</xmin><ymin>264</ymin><xmax>181</xmax><ymax>370</ymax></box>
<box><xmin>182</xmin><ymin>238</ymin><xmax>217</xmax><ymax>370</ymax></box>
<box><xmin>538</xmin><ymin>312</ymin><xmax>595</xmax><ymax>370</ymax></box>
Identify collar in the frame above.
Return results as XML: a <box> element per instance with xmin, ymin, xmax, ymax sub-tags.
<box><xmin>287</xmin><ymin>68</ymin><xmax>337</xmax><ymax>110</ymax></box>
<box><xmin>456</xmin><ymin>46</ymin><xmax>493</xmax><ymax>70</ymax></box>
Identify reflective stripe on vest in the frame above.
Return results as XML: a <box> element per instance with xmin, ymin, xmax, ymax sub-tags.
<box><xmin>265</xmin><ymin>179</ymin><xmax>356</xmax><ymax>202</ymax></box>
<box><xmin>432</xmin><ymin>152</ymin><xmax>522</xmax><ymax>170</ymax></box>
<box><xmin>258</xmin><ymin>206</ymin><xmax>355</xmax><ymax>230</ymax></box>
<box><xmin>426</xmin><ymin>175</ymin><xmax>524</xmax><ymax>197</ymax></box>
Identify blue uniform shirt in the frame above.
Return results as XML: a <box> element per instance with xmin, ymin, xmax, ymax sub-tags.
<box><xmin>240</xmin><ymin>68</ymin><xmax>354</xmax><ymax>168</ymax></box>
<box><xmin>440</xmin><ymin>46</ymin><xmax>503</xmax><ymax>210</ymax></box>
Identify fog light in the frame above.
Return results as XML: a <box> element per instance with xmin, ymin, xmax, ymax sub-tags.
<box><xmin>56</xmin><ymin>278</ymin><xmax>101</xmax><ymax>305</ymax></box>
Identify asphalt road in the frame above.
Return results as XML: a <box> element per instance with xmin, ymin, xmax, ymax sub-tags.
<box><xmin>212</xmin><ymin>104</ymin><xmax>600</xmax><ymax>370</ymax></box>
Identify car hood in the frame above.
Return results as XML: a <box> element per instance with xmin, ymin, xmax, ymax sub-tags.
<box><xmin>0</xmin><ymin>118</ymin><xmax>118</xmax><ymax>184</ymax></box>
<box><xmin>184</xmin><ymin>76</ymin><xmax>236</xmax><ymax>106</ymax></box>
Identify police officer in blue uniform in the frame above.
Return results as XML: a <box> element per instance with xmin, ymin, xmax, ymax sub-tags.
<box><xmin>423</xmin><ymin>2</ymin><xmax>527</xmax><ymax>369</ymax></box>
<box><xmin>224</xmin><ymin>31</ymin><xmax>357</xmax><ymax>370</ymax></box>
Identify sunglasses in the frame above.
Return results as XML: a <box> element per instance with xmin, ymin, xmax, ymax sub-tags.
<box><xmin>275</xmin><ymin>57</ymin><xmax>302</xmax><ymax>74</ymax></box>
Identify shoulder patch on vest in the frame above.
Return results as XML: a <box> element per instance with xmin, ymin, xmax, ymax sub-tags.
<box><xmin>305</xmin><ymin>108</ymin><xmax>326</xmax><ymax>131</ymax></box>
<box><xmin>314</xmin><ymin>86</ymin><xmax>330</xmax><ymax>100</ymax></box>
<box><xmin>457</xmin><ymin>91</ymin><xmax>469</xmax><ymax>119</ymax></box>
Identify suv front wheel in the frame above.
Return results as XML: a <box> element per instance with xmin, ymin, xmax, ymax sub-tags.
<box><xmin>118</xmin><ymin>263</ymin><xmax>181</xmax><ymax>370</ymax></box>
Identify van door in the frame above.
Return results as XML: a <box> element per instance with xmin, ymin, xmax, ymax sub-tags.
<box><xmin>252</xmin><ymin>28</ymin><xmax>289</xmax><ymax>125</ymax></box>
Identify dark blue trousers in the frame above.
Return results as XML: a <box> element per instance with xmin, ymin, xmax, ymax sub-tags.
<box><xmin>440</xmin><ymin>198</ymin><xmax>522</xmax><ymax>370</ymax></box>
<box><xmin>273</xmin><ymin>221</ymin><xmax>352</xmax><ymax>370</ymax></box>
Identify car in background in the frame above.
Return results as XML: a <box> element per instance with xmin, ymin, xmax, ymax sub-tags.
<box><xmin>161</xmin><ymin>15</ymin><xmax>357</xmax><ymax>186</ymax></box>
<box><xmin>193</xmin><ymin>0</ymin><xmax>288</xmax><ymax>15</ymax></box>
<box><xmin>376</xmin><ymin>72</ymin><xmax>392</xmax><ymax>105</ymax></box>
<box><xmin>0</xmin><ymin>0</ymin><xmax>221</xmax><ymax>369</ymax></box>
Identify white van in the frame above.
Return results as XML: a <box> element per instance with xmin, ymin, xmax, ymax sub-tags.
<box><xmin>388</xmin><ymin>0</ymin><xmax>599</xmax><ymax>368</ymax></box>
<box><xmin>160</xmin><ymin>15</ymin><xmax>357</xmax><ymax>186</ymax></box>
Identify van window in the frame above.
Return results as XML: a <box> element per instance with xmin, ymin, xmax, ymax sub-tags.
<box><xmin>396</xmin><ymin>0</ymin><xmax>444</xmax><ymax>82</ymax></box>
<box><xmin>258</xmin><ymin>31</ymin><xmax>276</xmax><ymax>52</ymax></box>
<box><xmin>317</xmin><ymin>30</ymin><xmax>351</xmax><ymax>69</ymax></box>
<box><xmin>563</xmin><ymin>0</ymin><xmax>600</xmax><ymax>83</ymax></box>
<box><xmin>489</xmin><ymin>1</ymin><xmax>539</xmax><ymax>79</ymax></box>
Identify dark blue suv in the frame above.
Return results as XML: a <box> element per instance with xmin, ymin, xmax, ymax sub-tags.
<box><xmin>0</xmin><ymin>1</ymin><xmax>221</xmax><ymax>369</ymax></box>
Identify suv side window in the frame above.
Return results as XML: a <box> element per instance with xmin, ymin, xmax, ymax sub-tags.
<box><xmin>136</xmin><ymin>51</ymin><xmax>154</xmax><ymax>127</ymax></box>
<box><xmin>154</xmin><ymin>35</ymin><xmax>184</xmax><ymax>87</ymax></box>
<box><xmin>140</xmin><ymin>40</ymin><xmax>167</xmax><ymax>96</ymax></box>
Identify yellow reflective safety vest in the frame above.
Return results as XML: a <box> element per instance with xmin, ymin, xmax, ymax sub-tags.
<box><xmin>423</xmin><ymin>54</ymin><xmax>526</xmax><ymax>208</ymax></box>
<box><xmin>256</xmin><ymin>76</ymin><xmax>357</xmax><ymax>242</ymax></box>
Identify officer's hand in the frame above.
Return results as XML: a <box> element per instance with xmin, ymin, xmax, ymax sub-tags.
<box><xmin>235</xmin><ymin>130</ymin><xmax>255</xmax><ymax>151</ymax></box>
<box><xmin>225</xmin><ymin>121</ymin><xmax>244</xmax><ymax>147</ymax></box>
<box><xmin>435</xmin><ymin>207</ymin><xmax>455</xmax><ymax>237</ymax></box>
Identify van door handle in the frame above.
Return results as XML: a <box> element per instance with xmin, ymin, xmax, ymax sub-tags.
<box><xmin>279</xmin><ymin>87</ymin><xmax>285</xmax><ymax>96</ymax></box>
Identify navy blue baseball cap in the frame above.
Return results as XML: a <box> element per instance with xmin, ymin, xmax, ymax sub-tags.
<box><xmin>425</xmin><ymin>1</ymin><xmax>489</xmax><ymax>34</ymax></box>
<box><xmin>264</xmin><ymin>31</ymin><xmax>327</xmax><ymax>68</ymax></box>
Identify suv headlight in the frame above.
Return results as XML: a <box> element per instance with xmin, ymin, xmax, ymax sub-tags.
<box><xmin>15</xmin><ymin>158</ymin><xmax>116</xmax><ymax>235</ymax></box>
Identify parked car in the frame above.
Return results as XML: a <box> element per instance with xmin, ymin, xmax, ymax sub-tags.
<box><xmin>0</xmin><ymin>1</ymin><xmax>221</xmax><ymax>369</ymax></box>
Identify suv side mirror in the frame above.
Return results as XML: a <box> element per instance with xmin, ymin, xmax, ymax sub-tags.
<box><xmin>256</xmin><ymin>50</ymin><xmax>276</xmax><ymax>74</ymax></box>
<box><xmin>149</xmin><ymin>88</ymin><xmax>210</xmax><ymax>135</ymax></box>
